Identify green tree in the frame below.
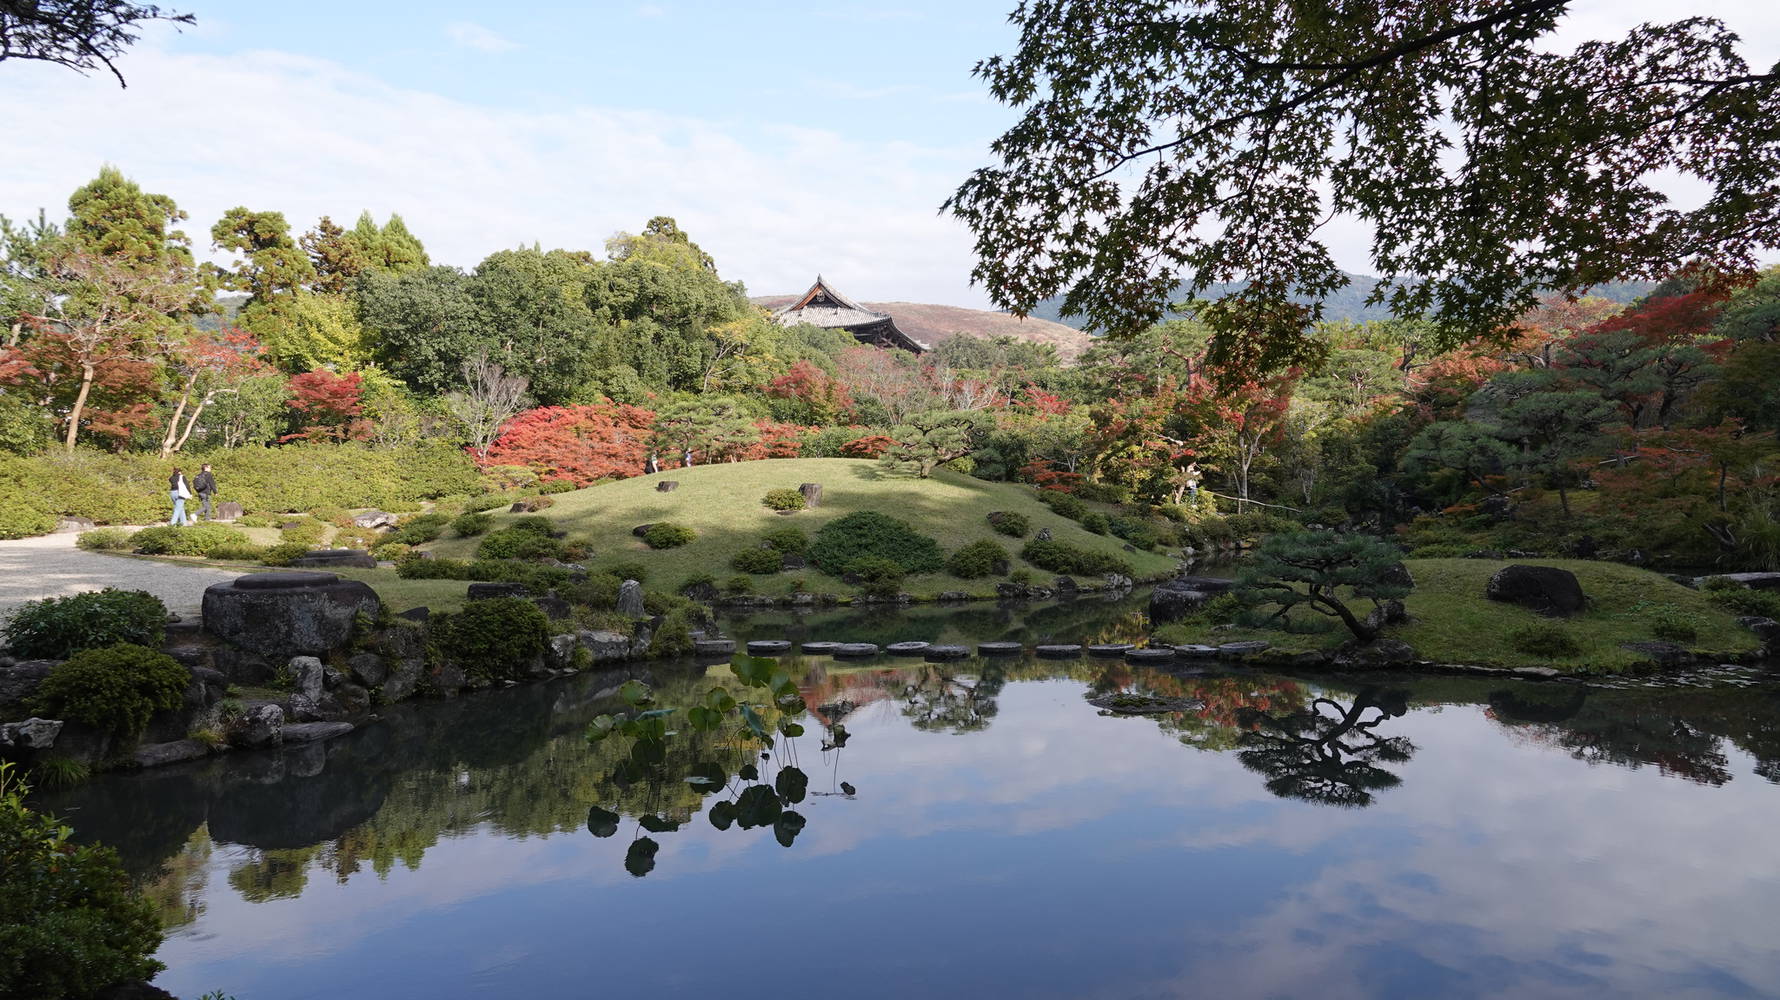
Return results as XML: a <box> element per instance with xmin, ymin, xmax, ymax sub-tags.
<box><xmin>65</xmin><ymin>165</ymin><xmax>193</xmax><ymax>269</ymax></box>
<box><xmin>1475</xmin><ymin>371</ymin><xmax>1618</xmax><ymax>516</ymax></box>
<box><xmin>355</xmin><ymin>265</ymin><xmax>487</xmax><ymax>394</ymax></box>
<box><xmin>947</xmin><ymin>2</ymin><xmax>1780</xmax><ymax>379</ymax></box>
<box><xmin>883</xmin><ymin>410</ymin><xmax>982</xmax><ymax>478</ymax></box>
<box><xmin>651</xmin><ymin>396</ymin><xmax>754</xmax><ymax>466</ymax></box>
<box><xmin>300</xmin><ymin>215</ymin><xmax>370</xmax><ymax>294</ymax></box>
<box><xmin>0</xmin><ymin>1</ymin><xmax>192</xmax><ymax>86</ymax></box>
<box><xmin>1235</xmin><ymin>529</ymin><xmax>1412</xmax><ymax>642</ymax></box>
<box><xmin>471</xmin><ymin>248</ymin><xmax>600</xmax><ymax>404</ymax></box>
<box><xmin>210</xmin><ymin>207</ymin><xmax>314</xmax><ymax>303</ymax></box>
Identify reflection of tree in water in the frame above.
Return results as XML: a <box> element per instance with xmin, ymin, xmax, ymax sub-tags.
<box><xmin>1487</xmin><ymin>686</ymin><xmax>1742</xmax><ymax>787</ymax></box>
<box><xmin>1092</xmin><ymin>667</ymin><xmax>1309</xmax><ymax>752</ymax></box>
<box><xmin>1236</xmin><ymin>688</ymin><xmax>1415</xmax><ymax>807</ymax></box>
<box><xmin>900</xmin><ymin>663</ymin><xmax>1008</xmax><ymax>733</ymax></box>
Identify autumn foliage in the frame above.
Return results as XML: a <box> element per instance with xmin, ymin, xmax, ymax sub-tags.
<box><xmin>478</xmin><ymin>401</ymin><xmax>658</xmax><ymax>486</ymax></box>
<box><xmin>285</xmin><ymin>370</ymin><xmax>367</xmax><ymax>441</ymax></box>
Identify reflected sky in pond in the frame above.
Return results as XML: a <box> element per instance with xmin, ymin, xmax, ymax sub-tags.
<box><xmin>44</xmin><ymin>649</ymin><xmax>1780</xmax><ymax>1000</ymax></box>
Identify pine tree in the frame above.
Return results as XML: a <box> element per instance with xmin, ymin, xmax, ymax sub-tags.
<box><xmin>1235</xmin><ymin>530</ymin><xmax>1412</xmax><ymax>643</ymax></box>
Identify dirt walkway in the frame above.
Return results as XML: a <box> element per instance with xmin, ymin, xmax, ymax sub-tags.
<box><xmin>0</xmin><ymin>532</ymin><xmax>242</xmax><ymax>619</ymax></box>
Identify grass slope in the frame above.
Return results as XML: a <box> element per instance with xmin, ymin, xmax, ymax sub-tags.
<box><xmin>423</xmin><ymin>458</ymin><xmax>1178</xmax><ymax>598</ymax></box>
<box><xmin>1157</xmin><ymin>557</ymin><xmax>1761</xmax><ymax>673</ymax></box>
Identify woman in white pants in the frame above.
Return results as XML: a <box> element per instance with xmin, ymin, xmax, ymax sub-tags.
<box><xmin>168</xmin><ymin>468</ymin><xmax>194</xmax><ymax>526</ymax></box>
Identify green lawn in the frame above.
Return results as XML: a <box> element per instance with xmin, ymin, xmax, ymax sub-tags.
<box><xmin>422</xmin><ymin>458</ymin><xmax>1179</xmax><ymax>599</ymax></box>
<box><xmin>1156</xmin><ymin>557</ymin><xmax>1762</xmax><ymax>673</ymax></box>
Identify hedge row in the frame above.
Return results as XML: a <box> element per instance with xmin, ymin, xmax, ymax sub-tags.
<box><xmin>0</xmin><ymin>442</ymin><xmax>480</xmax><ymax>538</ymax></box>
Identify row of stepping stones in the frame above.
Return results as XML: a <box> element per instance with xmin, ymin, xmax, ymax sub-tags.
<box><xmin>689</xmin><ymin>638</ymin><xmax>1271</xmax><ymax>663</ymax></box>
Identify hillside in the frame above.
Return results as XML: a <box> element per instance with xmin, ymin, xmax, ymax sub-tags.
<box><xmin>1029</xmin><ymin>273</ymin><xmax>1657</xmax><ymax>329</ymax></box>
<box><xmin>753</xmin><ymin>295</ymin><xmax>1096</xmax><ymax>361</ymax></box>
<box><xmin>425</xmin><ymin>458</ymin><xmax>1177</xmax><ymax>598</ymax></box>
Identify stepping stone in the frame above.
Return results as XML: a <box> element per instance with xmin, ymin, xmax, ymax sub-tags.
<box><xmin>1124</xmin><ymin>647</ymin><xmax>1176</xmax><ymax>663</ymax></box>
<box><xmin>924</xmin><ymin>645</ymin><xmax>969</xmax><ymax>661</ymax></box>
<box><xmin>1173</xmin><ymin>644</ymin><xmax>1218</xmax><ymax>659</ymax></box>
<box><xmin>746</xmin><ymin>640</ymin><xmax>791</xmax><ymax>656</ymax></box>
<box><xmin>977</xmin><ymin>641</ymin><xmax>1023</xmax><ymax>656</ymax></box>
<box><xmin>1088</xmin><ymin>643</ymin><xmax>1134</xmax><ymax>657</ymax></box>
<box><xmin>800</xmin><ymin>641</ymin><xmax>841</xmax><ymax>654</ymax></box>
<box><xmin>1217</xmin><ymin>641</ymin><xmax>1270</xmax><ymax>657</ymax></box>
<box><xmin>694</xmin><ymin>639</ymin><xmax>736</xmax><ymax>657</ymax></box>
<box><xmin>1034</xmin><ymin>644</ymin><xmax>1083</xmax><ymax>658</ymax></box>
<box><xmin>833</xmin><ymin>643</ymin><xmax>880</xmax><ymax>658</ymax></box>
<box><xmin>886</xmin><ymin>641</ymin><xmax>931</xmax><ymax>655</ymax></box>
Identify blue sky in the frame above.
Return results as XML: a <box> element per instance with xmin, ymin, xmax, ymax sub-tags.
<box><xmin>2</xmin><ymin>1</ymin><xmax>1776</xmax><ymax>307</ymax></box>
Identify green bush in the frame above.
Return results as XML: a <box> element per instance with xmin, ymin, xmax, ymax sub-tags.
<box><xmin>388</xmin><ymin>512</ymin><xmax>450</xmax><ymax>546</ymax></box>
<box><xmin>0</xmin><ymin>506</ymin><xmax>57</xmax><ymax>540</ymax></box>
<box><xmin>602</xmin><ymin>560</ymin><xmax>648</xmax><ymax>582</ymax></box>
<box><xmin>986</xmin><ymin>511</ymin><xmax>1029</xmax><ymax>537</ymax></box>
<box><xmin>761</xmin><ymin>488</ymin><xmax>806</xmax><ymax>511</ymax></box>
<box><xmin>0</xmin><ymin>763</ymin><xmax>165</xmax><ymax>1000</ymax></box>
<box><xmin>280</xmin><ymin>519</ymin><xmax>326</xmax><ymax>548</ymax></box>
<box><xmin>809</xmin><ymin>511</ymin><xmax>943</xmax><ymax>575</ymax></box>
<box><xmin>762</xmin><ymin>525</ymin><xmax>809</xmax><ymax>554</ymax></box>
<box><xmin>538</xmin><ymin>478</ymin><xmax>577</xmax><ymax>494</ymax></box>
<box><xmin>1646</xmin><ymin>607</ymin><xmax>1701</xmax><ymax>642</ymax></box>
<box><xmin>430</xmin><ymin>598</ymin><xmax>549</xmax><ymax>682</ymax></box>
<box><xmin>1108</xmin><ymin>516</ymin><xmax>1161</xmax><ymax>551</ymax></box>
<box><xmin>1407</xmin><ymin>543</ymin><xmax>1469</xmax><ymax>559</ymax></box>
<box><xmin>1074</xmin><ymin>481</ymin><xmax>1131</xmax><ymax>504</ymax></box>
<box><xmin>235</xmin><ymin>513</ymin><xmax>275</xmax><ymax>528</ymax></box>
<box><xmin>1080</xmin><ymin>512</ymin><xmax>1110</xmax><ymax>535</ymax></box>
<box><xmin>368</xmin><ymin>541</ymin><xmax>412</xmax><ymax>562</ymax></box>
<box><xmin>129</xmin><ymin>523</ymin><xmax>250</xmax><ymax>557</ymax></box>
<box><xmin>260</xmin><ymin>541</ymin><xmax>312</xmax><ymax>566</ymax></box>
<box><xmin>723</xmin><ymin>575</ymin><xmax>755</xmax><ymax>595</ymax></box>
<box><xmin>731</xmin><ymin>546</ymin><xmax>784</xmax><ymax>574</ymax></box>
<box><xmin>846</xmin><ymin>556</ymin><xmax>906</xmax><ymax>598</ymax></box>
<box><xmin>478</xmin><ymin>525</ymin><xmax>566</xmax><ymax>561</ymax></box>
<box><xmin>1019</xmin><ymin>538</ymin><xmax>1133</xmax><ymax>577</ymax></box>
<box><xmin>394</xmin><ymin>554</ymin><xmax>570</xmax><ymax>592</ymax></box>
<box><xmin>946</xmin><ymin>539</ymin><xmax>1009</xmax><ymax>579</ymax></box>
<box><xmin>3</xmin><ymin>589</ymin><xmax>167</xmax><ymax>659</ymax></box>
<box><xmin>452</xmin><ymin>511</ymin><xmax>495</xmax><ymax>537</ymax></box>
<box><xmin>76</xmin><ymin>528</ymin><xmax>134</xmax><ymax>551</ymax></box>
<box><xmin>30</xmin><ymin>644</ymin><xmax>190</xmax><ymax>744</ymax></box>
<box><xmin>1511</xmin><ymin>623</ymin><xmax>1582</xmax><ymax>658</ymax></box>
<box><xmin>462</xmin><ymin>493</ymin><xmax>515</xmax><ymax>513</ymax></box>
<box><xmin>679</xmin><ymin>572</ymin><xmax>718</xmax><ymax>595</ymax></box>
<box><xmin>563</xmin><ymin>572</ymin><xmax>624</xmax><ymax>609</ymax></box>
<box><xmin>308</xmin><ymin>504</ymin><xmax>353</xmax><ymax>528</ymax></box>
<box><xmin>648</xmin><ymin>608</ymin><xmax>696</xmax><ymax>657</ymax></box>
<box><xmin>1703</xmin><ymin>584</ymin><xmax>1780</xmax><ymax>618</ymax></box>
<box><xmin>204</xmin><ymin>542</ymin><xmax>268</xmax><ymax>562</ymax></box>
<box><xmin>643</xmin><ymin>522</ymin><xmax>696</xmax><ymax>549</ymax></box>
<box><xmin>1036</xmin><ymin>489</ymin><xmax>1088</xmax><ymax>521</ymax></box>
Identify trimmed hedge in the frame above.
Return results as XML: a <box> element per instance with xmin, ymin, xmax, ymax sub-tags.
<box><xmin>30</xmin><ymin>643</ymin><xmax>190</xmax><ymax>743</ymax></box>
<box><xmin>3</xmin><ymin>589</ymin><xmax>168</xmax><ymax>659</ymax></box>
<box><xmin>946</xmin><ymin>539</ymin><xmax>1009</xmax><ymax>579</ymax></box>
<box><xmin>430</xmin><ymin>598</ymin><xmax>549</xmax><ymax>682</ymax></box>
<box><xmin>643</xmin><ymin>522</ymin><xmax>696</xmax><ymax>549</ymax></box>
<box><xmin>761</xmin><ymin>488</ymin><xmax>806</xmax><ymax>511</ymax></box>
<box><xmin>1019</xmin><ymin>539</ymin><xmax>1133</xmax><ymax>577</ymax></box>
<box><xmin>809</xmin><ymin>511</ymin><xmax>943</xmax><ymax>575</ymax></box>
<box><xmin>129</xmin><ymin>523</ymin><xmax>250</xmax><ymax>557</ymax></box>
<box><xmin>731</xmin><ymin>547</ymin><xmax>784</xmax><ymax>574</ymax></box>
<box><xmin>986</xmin><ymin>511</ymin><xmax>1029</xmax><ymax>538</ymax></box>
<box><xmin>452</xmin><ymin>512</ymin><xmax>495</xmax><ymax>537</ymax></box>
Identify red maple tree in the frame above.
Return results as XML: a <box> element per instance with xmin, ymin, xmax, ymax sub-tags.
<box><xmin>478</xmin><ymin>401</ymin><xmax>658</xmax><ymax>486</ymax></box>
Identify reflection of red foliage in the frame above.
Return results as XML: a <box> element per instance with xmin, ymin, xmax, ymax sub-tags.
<box><xmin>1130</xmin><ymin>670</ymin><xmax>1308</xmax><ymax>730</ymax></box>
<box><xmin>480</xmin><ymin>401</ymin><xmax>658</xmax><ymax>486</ymax></box>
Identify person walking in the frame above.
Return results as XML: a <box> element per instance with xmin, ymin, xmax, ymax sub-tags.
<box><xmin>192</xmin><ymin>463</ymin><xmax>217</xmax><ymax>520</ymax></box>
<box><xmin>168</xmin><ymin>468</ymin><xmax>193</xmax><ymax>526</ymax></box>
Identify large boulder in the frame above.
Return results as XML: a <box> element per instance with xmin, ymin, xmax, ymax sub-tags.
<box><xmin>1485</xmin><ymin>565</ymin><xmax>1586</xmax><ymax>616</ymax></box>
<box><xmin>227</xmin><ymin>703</ymin><xmax>285</xmax><ymax>749</ymax></box>
<box><xmin>1697</xmin><ymin>572</ymin><xmax>1780</xmax><ymax>591</ymax></box>
<box><xmin>1150</xmin><ymin>580</ymin><xmax>1222</xmax><ymax>623</ymax></box>
<box><xmin>215</xmin><ymin>500</ymin><xmax>245</xmax><ymax>521</ymax></box>
<box><xmin>0</xmin><ymin>660</ymin><xmax>54</xmax><ymax>712</ymax></box>
<box><xmin>1331</xmin><ymin>638</ymin><xmax>1417</xmax><ymax>670</ymax></box>
<box><xmin>799</xmin><ymin>483</ymin><xmax>823</xmax><ymax>508</ymax></box>
<box><xmin>616</xmin><ymin>580</ymin><xmax>647</xmax><ymax>618</ymax></box>
<box><xmin>352</xmin><ymin>510</ymin><xmax>397</xmax><ymax>530</ymax></box>
<box><xmin>290</xmin><ymin>549</ymin><xmax>378</xmax><ymax>570</ymax></box>
<box><xmin>288</xmin><ymin>656</ymin><xmax>326</xmax><ymax>701</ymax></box>
<box><xmin>0</xmin><ymin>717</ymin><xmax>63</xmax><ymax>751</ymax></box>
<box><xmin>202</xmin><ymin>572</ymin><xmax>382</xmax><ymax>660</ymax></box>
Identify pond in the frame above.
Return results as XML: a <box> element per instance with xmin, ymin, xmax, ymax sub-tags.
<box><xmin>40</xmin><ymin>589</ymin><xmax>1780</xmax><ymax>1000</ymax></box>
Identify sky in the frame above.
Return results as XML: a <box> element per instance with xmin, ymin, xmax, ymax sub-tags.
<box><xmin>2</xmin><ymin>1</ymin><xmax>1777</xmax><ymax>308</ymax></box>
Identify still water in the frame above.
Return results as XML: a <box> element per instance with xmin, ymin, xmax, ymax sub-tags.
<box><xmin>42</xmin><ymin>590</ymin><xmax>1780</xmax><ymax>1000</ymax></box>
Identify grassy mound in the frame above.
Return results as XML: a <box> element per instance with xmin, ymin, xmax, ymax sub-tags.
<box><xmin>422</xmin><ymin>459</ymin><xmax>1176</xmax><ymax>598</ymax></box>
<box><xmin>1156</xmin><ymin>557</ymin><xmax>1762</xmax><ymax>673</ymax></box>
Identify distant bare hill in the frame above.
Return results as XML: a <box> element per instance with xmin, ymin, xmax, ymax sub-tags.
<box><xmin>754</xmin><ymin>295</ymin><xmax>1096</xmax><ymax>362</ymax></box>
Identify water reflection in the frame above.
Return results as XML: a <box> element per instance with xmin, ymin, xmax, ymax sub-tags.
<box><xmin>1234</xmin><ymin>688</ymin><xmax>1416</xmax><ymax>807</ymax></box>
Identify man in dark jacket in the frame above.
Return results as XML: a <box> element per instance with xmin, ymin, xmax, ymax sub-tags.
<box><xmin>193</xmin><ymin>464</ymin><xmax>218</xmax><ymax>520</ymax></box>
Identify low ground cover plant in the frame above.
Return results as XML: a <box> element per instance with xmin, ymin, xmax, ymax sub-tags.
<box><xmin>129</xmin><ymin>523</ymin><xmax>250</xmax><ymax>557</ymax></box>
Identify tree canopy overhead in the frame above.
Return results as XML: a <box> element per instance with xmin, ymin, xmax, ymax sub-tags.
<box><xmin>947</xmin><ymin>1</ymin><xmax>1780</xmax><ymax>380</ymax></box>
<box><xmin>0</xmin><ymin>1</ymin><xmax>192</xmax><ymax>86</ymax></box>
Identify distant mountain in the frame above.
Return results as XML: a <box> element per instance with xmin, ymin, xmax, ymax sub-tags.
<box><xmin>753</xmin><ymin>295</ymin><xmax>1097</xmax><ymax>361</ymax></box>
<box><xmin>1027</xmin><ymin>274</ymin><xmax>1658</xmax><ymax>330</ymax></box>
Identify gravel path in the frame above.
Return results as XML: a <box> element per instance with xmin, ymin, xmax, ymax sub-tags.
<box><xmin>0</xmin><ymin>532</ymin><xmax>243</xmax><ymax>619</ymax></box>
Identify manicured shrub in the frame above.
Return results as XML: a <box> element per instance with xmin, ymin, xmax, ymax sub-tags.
<box><xmin>538</xmin><ymin>478</ymin><xmax>577</xmax><ymax>494</ymax></box>
<box><xmin>0</xmin><ymin>506</ymin><xmax>57</xmax><ymax>540</ymax></box>
<box><xmin>260</xmin><ymin>541</ymin><xmax>312</xmax><ymax>567</ymax></box>
<box><xmin>724</xmin><ymin>575</ymin><xmax>755</xmax><ymax>595</ymax></box>
<box><xmin>235</xmin><ymin>513</ymin><xmax>276</xmax><ymax>528</ymax></box>
<box><xmin>463</xmin><ymin>493</ymin><xmax>515</xmax><ymax>514</ymax></box>
<box><xmin>648</xmin><ymin>608</ymin><xmax>696</xmax><ymax>657</ymax></box>
<box><xmin>762</xmin><ymin>488</ymin><xmax>806</xmax><ymax>511</ymax></box>
<box><xmin>0</xmin><ymin>763</ymin><xmax>165</xmax><ymax>1000</ymax></box>
<box><xmin>809</xmin><ymin>511</ymin><xmax>943</xmax><ymax>575</ymax></box>
<box><xmin>1080</xmin><ymin>512</ymin><xmax>1110</xmax><ymax>535</ymax></box>
<box><xmin>452</xmin><ymin>511</ymin><xmax>495</xmax><ymax>537</ymax></box>
<box><xmin>308</xmin><ymin>504</ymin><xmax>353</xmax><ymax>528</ymax></box>
<box><xmin>1108</xmin><ymin>516</ymin><xmax>1162</xmax><ymax>551</ymax></box>
<box><xmin>1703</xmin><ymin>584</ymin><xmax>1780</xmax><ymax>619</ymax></box>
<box><xmin>731</xmin><ymin>546</ymin><xmax>784</xmax><ymax>574</ymax></box>
<box><xmin>76</xmin><ymin>528</ymin><xmax>134</xmax><ymax>551</ymax></box>
<box><xmin>478</xmin><ymin>525</ymin><xmax>566</xmax><ymax>561</ymax></box>
<box><xmin>602</xmin><ymin>560</ymin><xmax>648</xmax><ymax>582</ymax></box>
<box><xmin>643</xmin><ymin>522</ymin><xmax>696</xmax><ymax>549</ymax></box>
<box><xmin>388</xmin><ymin>512</ymin><xmax>450</xmax><ymax>546</ymax></box>
<box><xmin>510</xmin><ymin>515</ymin><xmax>557</xmax><ymax>536</ymax></box>
<box><xmin>679</xmin><ymin>572</ymin><xmax>718</xmax><ymax>596</ymax></box>
<box><xmin>431</xmin><ymin>598</ymin><xmax>549</xmax><ymax>682</ymax></box>
<box><xmin>986</xmin><ymin>511</ymin><xmax>1029</xmax><ymax>537</ymax></box>
<box><xmin>946</xmin><ymin>539</ymin><xmax>1009</xmax><ymax>579</ymax></box>
<box><xmin>1074</xmin><ymin>481</ymin><xmax>1131</xmax><ymax>504</ymax></box>
<box><xmin>1646</xmin><ymin>607</ymin><xmax>1701</xmax><ymax>642</ymax></box>
<box><xmin>129</xmin><ymin>523</ymin><xmax>250</xmax><ymax>557</ymax></box>
<box><xmin>1511</xmin><ymin>623</ymin><xmax>1581</xmax><ymax>658</ymax></box>
<box><xmin>368</xmin><ymin>541</ymin><xmax>412</xmax><ymax>562</ymax></box>
<box><xmin>3</xmin><ymin>589</ymin><xmax>167</xmax><ymax>659</ymax></box>
<box><xmin>204</xmin><ymin>542</ymin><xmax>269</xmax><ymax>562</ymax></box>
<box><xmin>1036</xmin><ymin>489</ymin><xmax>1088</xmax><ymax>521</ymax></box>
<box><xmin>30</xmin><ymin>644</ymin><xmax>190</xmax><ymax>744</ymax></box>
<box><xmin>280</xmin><ymin>519</ymin><xmax>327</xmax><ymax>548</ymax></box>
<box><xmin>762</xmin><ymin>525</ymin><xmax>808</xmax><ymax>554</ymax></box>
<box><xmin>563</xmin><ymin>572</ymin><xmax>624</xmax><ymax>609</ymax></box>
<box><xmin>394</xmin><ymin>554</ymin><xmax>571</xmax><ymax>592</ymax></box>
<box><xmin>846</xmin><ymin>556</ymin><xmax>906</xmax><ymax>598</ymax></box>
<box><xmin>1019</xmin><ymin>538</ymin><xmax>1133</xmax><ymax>577</ymax></box>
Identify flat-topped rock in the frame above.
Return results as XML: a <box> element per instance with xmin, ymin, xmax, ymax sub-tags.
<box><xmin>203</xmin><ymin>573</ymin><xmax>381</xmax><ymax>659</ymax></box>
<box><xmin>1174</xmin><ymin>644</ymin><xmax>1219</xmax><ymax>658</ymax></box>
<box><xmin>800</xmin><ymin>641</ymin><xmax>841</xmax><ymax>654</ymax></box>
<box><xmin>887</xmin><ymin>641</ymin><xmax>931</xmax><ymax>655</ymax></box>
<box><xmin>977</xmin><ymin>641</ymin><xmax>1023</xmax><ymax>656</ymax></box>
<box><xmin>694</xmin><ymin>639</ymin><xmax>737</xmax><ymax>657</ymax></box>
<box><xmin>1089</xmin><ymin>643</ymin><xmax>1134</xmax><ymax>657</ymax></box>
<box><xmin>1486</xmin><ymin>565</ymin><xmax>1586</xmax><ymax>616</ymax></box>
<box><xmin>924</xmin><ymin>644</ymin><xmax>969</xmax><ymax>661</ymax></box>
<box><xmin>746</xmin><ymin>640</ymin><xmax>791</xmax><ymax>655</ymax></box>
<box><xmin>1035</xmin><ymin>644</ymin><xmax>1083</xmax><ymax>658</ymax></box>
<box><xmin>282</xmin><ymin>721</ymin><xmax>355</xmax><ymax>744</ymax></box>
<box><xmin>1217</xmin><ymin>641</ymin><xmax>1270</xmax><ymax>657</ymax></box>
<box><xmin>833</xmin><ymin>643</ymin><xmax>880</xmax><ymax>658</ymax></box>
<box><xmin>1125</xmin><ymin>647</ymin><xmax>1176</xmax><ymax>663</ymax></box>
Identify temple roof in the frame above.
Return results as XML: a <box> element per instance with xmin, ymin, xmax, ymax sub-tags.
<box><xmin>770</xmin><ymin>276</ymin><xmax>926</xmax><ymax>353</ymax></box>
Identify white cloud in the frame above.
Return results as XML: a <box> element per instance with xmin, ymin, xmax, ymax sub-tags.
<box><xmin>635</xmin><ymin>3</ymin><xmax>666</xmax><ymax>17</ymax></box>
<box><xmin>444</xmin><ymin>20</ymin><xmax>520</xmax><ymax>53</ymax></box>
<box><xmin>0</xmin><ymin>44</ymin><xmax>989</xmax><ymax>306</ymax></box>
